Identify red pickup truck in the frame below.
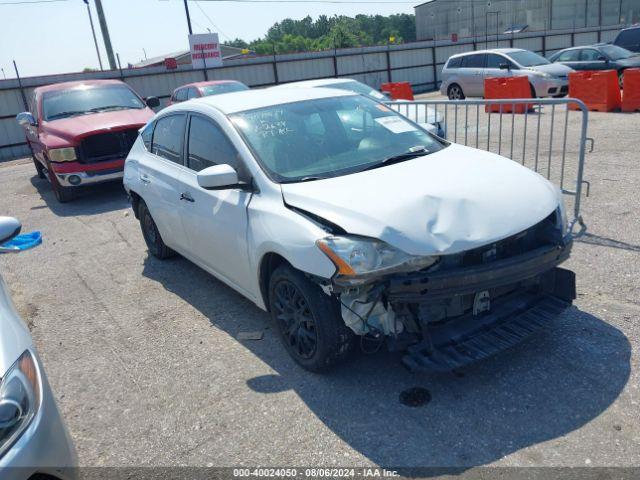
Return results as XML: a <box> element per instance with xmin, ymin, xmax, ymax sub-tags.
<box><xmin>16</xmin><ymin>79</ymin><xmax>158</xmax><ymax>202</ymax></box>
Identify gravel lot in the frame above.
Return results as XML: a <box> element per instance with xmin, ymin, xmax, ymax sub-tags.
<box><xmin>0</xmin><ymin>96</ymin><xmax>638</xmax><ymax>472</ymax></box>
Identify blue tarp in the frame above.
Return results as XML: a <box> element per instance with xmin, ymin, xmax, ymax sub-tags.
<box><xmin>0</xmin><ymin>232</ymin><xmax>42</xmax><ymax>252</ymax></box>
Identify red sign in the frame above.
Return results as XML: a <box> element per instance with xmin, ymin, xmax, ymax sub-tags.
<box><xmin>164</xmin><ymin>57</ymin><xmax>178</xmax><ymax>70</ymax></box>
<box><xmin>451</xmin><ymin>33</ymin><xmax>458</xmax><ymax>42</ymax></box>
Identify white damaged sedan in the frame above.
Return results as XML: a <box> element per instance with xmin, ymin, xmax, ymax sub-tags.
<box><xmin>124</xmin><ymin>88</ymin><xmax>575</xmax><ymax>372</ymax></box>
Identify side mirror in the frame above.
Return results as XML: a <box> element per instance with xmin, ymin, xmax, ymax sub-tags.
<box><xmin>16</xmin><ymin>112</ymin><xmax>37</xmax><ymax>127</ymax></box>
<box><xmin>145</xmin><ymin>96</ymin><xmax>160</xmax><ymax>108</ymax></box>
<box><xmin>598</xmin><ymin>56</ymin><xmax>608</xmax><ymax>62</ymax></box>
<box><xmin>197</xmin><ymin>164</ymin><xmax>239</xmax><ymax>189</ymax></box>
<box><xmin>499</xmin><ymin>62</ymin><xmax>511</xmax><ymax>70</ymax></box>
<box><xmin>0</xmin><ymin>217</ymin><xmax>21</xmax><ymax>244</ymax></box>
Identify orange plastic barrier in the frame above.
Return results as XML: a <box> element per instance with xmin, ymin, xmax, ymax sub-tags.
<box><xmin>380</xmin><ymin>82</ymin><xmax>414</xmax><ymax>101</ymax></box>
<box><xmin>483</xmin><ymin>76</ymin><xmax>533</xmax><ymax>113</ymax></box>
<box><xmin>568</xmin><ymin>70</ymin><xmax>621</xmax><ymax>112</ymax></box>
<box><xmin>622</xmin><ymin>68</ymin><xmax>640</xmax><ymax>112</ymax></box>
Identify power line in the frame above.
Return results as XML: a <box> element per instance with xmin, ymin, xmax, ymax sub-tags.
<box><xmin>0</xmin><ymin>0</ymin><xmax>69</xmax><ymax>4</ymax></box>
<box><xmin>193</xmin><ymin>0</ymin><xmax>231</xmax><ymax>40</ymax></box>
<box><xmin>187</xmin><ymin>0</ymin><xmax>416</xmax><ymax>3</ymax></box>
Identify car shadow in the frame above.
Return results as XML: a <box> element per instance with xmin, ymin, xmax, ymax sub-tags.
<box><xmin>30</xmin><ymin>176</ymin><xmax>129</xmax><ymax>217</ymax></box>
<box><xmin>142</xmin><ymin>254</ymin><xmax>631</xmax><ymax>471</ymax></box>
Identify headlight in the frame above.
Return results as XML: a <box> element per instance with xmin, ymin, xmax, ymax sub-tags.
<box><xmin>48</xmin><ymin>147</ymin><xmax>77</xmax><ymax>162</ymax></box>
<box><xmin>0</xmin><ymin>350</ymin><xmax>41</xmax><ymax>458</ymax></box>
<box><xmin>316</xmin><ymin>235</ymin><xmax>437</xmax><ymax>285</ymax></box>
<box><xmin>533</xmin><ymin>71</ymin><xmax>552</xmax><ymax>79</ymax></box>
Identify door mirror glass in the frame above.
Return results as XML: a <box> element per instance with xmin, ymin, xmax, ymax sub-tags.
<box><xmin>16</xmin><ymin>112</ymin><xmax>37</xmax><ymax>127</ymax></box>
<box><xmin>0</xmin><ymin>217</ymin><xmax>21</xmax><ymax>244</ymax></box>
<box><xmin>499</xmin><ymin>62</ymin><xmax>511</xmax><ymax>70</ymax></box>
<box><xmin>145</xmin><ymin>96</ymin><xmax>160</xmax><ymax>108</ymax></box>
<box><xmin>197</xmin><ymin>164</ymin><xmax>239</xmax><ymax>189</ymax></box>
<box><xmin>598</xmin><ymin>55</ymin><xmax>607</xmax><ymax>61</ymax></box>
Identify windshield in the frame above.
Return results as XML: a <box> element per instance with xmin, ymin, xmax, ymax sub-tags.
<box><xmin>326</xmin><ymin>81</ymin><xmax>387</xmax><ymax>101</ymax></box>
<box><xmin>230</xmin><ymin>95</ymin><xmax>444</xmax><ymax>183</ymax></box>
<box><xmin>200</xmin><ymin>82</ymin><xmax>249</xmax><ymax>96</ymax></box>
<box><xmin>508</xmin><ymin>50</ymin><xmax>551</xmax><ymax>67</ymax></box>
<box><xmin>600</xmin><ymin>45</ymin><xmax>634</xmax><ymax>60</ymax></box>
<box><xmin>42</xmin><ymin>85</ymin><xmax>145</xmax><ymax>121</ymax></box>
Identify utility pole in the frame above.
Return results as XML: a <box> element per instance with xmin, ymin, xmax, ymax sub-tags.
<box><xmin>94</xmin><ymin>0</ymin><xmax>117</xmax><ymax>70</ymax></box>
<box><xmin>183</xmin><ymin>0</ymin><xmax>193</xmax><ymax>35</ymax></box>
<box><xmin>83</xmin><ymin>0</ymin><xmax>104</xmax><ymax>71</ymax></box>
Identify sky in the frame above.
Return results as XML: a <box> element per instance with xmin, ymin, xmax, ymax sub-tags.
<box><xmin>0</xmin><ymin>0</ymin><xmax>415</xmax><ymax>79</ymax></box>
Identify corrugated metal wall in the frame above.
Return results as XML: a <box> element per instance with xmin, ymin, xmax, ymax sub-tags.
<box><xmin>0</xmin><ymin>24</ymin><xmax>622</xmax><ymax>161</ymax></box>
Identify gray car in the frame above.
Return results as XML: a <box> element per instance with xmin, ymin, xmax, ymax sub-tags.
<box><xmin>440</xmin><ymin>48</ymin><xmax>573</xmax><ymax>100</ymax></box>
<box><xmin>0</xmin><ymin>217</ymin><xmax>76</xmax><ymax>480</ymax></box>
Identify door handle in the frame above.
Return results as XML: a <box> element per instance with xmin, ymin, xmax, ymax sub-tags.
<box><xmin>180</xmin><ymin>192</ymin><xmax>195</xmax><ymax>203</ymax></box>
<box><xmin>139</xmin><ymin>174</ymin><xmax>151</xmax><ymax>184</ymax></box>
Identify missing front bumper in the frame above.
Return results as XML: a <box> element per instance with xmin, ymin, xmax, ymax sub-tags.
<box><xmin>400</xmin><ymin>268</ymin><xmax>576</xmax><ymax>372</ymax></box>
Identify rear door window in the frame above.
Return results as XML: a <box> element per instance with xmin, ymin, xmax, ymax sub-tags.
<box><xmin>151</xmin><ymin>114</ymin><xmax>186</xmax><ymax>164</ymax></box>
<box><xmin>461</xmin><ymin>54</ymin><xmax>486</xmax><ymax>68</ymax></box>
<box><xmin>174</xmin><ymin>88</ymin><xmax>188</xmax><ymax>103</ymax></box>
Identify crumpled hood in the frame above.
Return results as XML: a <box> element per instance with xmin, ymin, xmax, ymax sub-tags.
<box><xmin>281</xmin><ymin>143</ymin><xmax>560</xmax><ymax>256</ymax></box>
<box><xmin>530</xmin><ymin>63</ymin><xmax>574</xmax><ymax>76</ymax></box>
<box><xmin>42</xmin><ymin>108</ymin><xmax>154</xmax><ymax>143</ymax></box>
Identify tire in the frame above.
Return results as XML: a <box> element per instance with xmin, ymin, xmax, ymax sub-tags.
<box><xmin>530</xmin><ymin>83</ymin><xmax>538</xmax><ymax>99</ymax></box>
<box><xmin>447</xmin><ymin>83</ymin><xmax>465</xmax><ymax>100</ymax></box>
<box><xmin>138</xmin><ymin>200</ymin><xmax>175</xmax><ymax>259</ymax></box>
<box><xmin>47</xmin><ymin>168</ymin><xmax>75</xmax><ymax>203</ymax></box>
<box><xmin>268</xmin><ymin>264</ymin><xmax>354</xmax><ymax>372</ymax></box>
<box><xmin>618</xmin><ymin>70</ymin><xmax>624</xmax><ymax>89</ymax></box>
<box><xmin>33</xmin><ymin>157</ymin><xmax>46</xmax><ymax>179</ymax></box>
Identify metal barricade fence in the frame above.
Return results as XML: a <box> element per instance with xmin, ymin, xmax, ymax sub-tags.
<box><xmin>388</xmin><ymin>98</ymin><xmax>592</xmax><ymax>235</ymax></box>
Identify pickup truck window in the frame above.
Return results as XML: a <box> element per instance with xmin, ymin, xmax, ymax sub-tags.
<box><xmin>42</xmin><ymin>85</ymin><xmax>145</xmax><ymax>121</ymax></box>
<box><xmin>151</xmin><ymin>114</ymin><xmax>186</xmax><ymax>164</ymax></box>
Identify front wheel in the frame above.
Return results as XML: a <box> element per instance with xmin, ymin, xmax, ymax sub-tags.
<box><xmin>47</xmin><ymin>168</ymin><xmax>75</xmax><ymax>203</ymax></box>
<box><xmin>33</xmin><ymin>158</ymin><xmax>46</xmax><ymax>179</ymax></box>
<box><xmin>530</xmin><ymin>83</ymin><xmax>538</xmax><ymax>99</ymax></box>
<box><xmin>447</xmin><ymin>83</ymin><xmax>465</xmax><ymax>100</ymax></box>
<box><xmin>269</xmin><ymin>265</ymin><xmax>354</xmax><ymax>372</ymax></box>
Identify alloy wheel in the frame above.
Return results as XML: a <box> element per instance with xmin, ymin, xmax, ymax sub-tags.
<box><xmin>273</xmin><ymin>280</ymin><xmax>318</xmax><ymax>359</ymax></box>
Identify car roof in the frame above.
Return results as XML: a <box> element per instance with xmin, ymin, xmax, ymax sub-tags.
<box><xmin>175</xmin><ymin>80</ymin><xmax>245</xmax><ymax>90</ymax></box>
<box><xmin>450</xmin><ymin>48</ymin><xmax>525</xmax><ymax>58</ymax></box>
<box><xmin>34</xmin><ymin>79</ymin><xmax>127</xmax><ymax>94</ymax></box>
<box><xmin>163</xmin><ymin>87</ymin><xmax>354</xmax><ymax>115</ymax></box>
<box><xmin>272</xmin><ymin>78</ymin><xmax>357</xmax><ymax>89</ymax></box>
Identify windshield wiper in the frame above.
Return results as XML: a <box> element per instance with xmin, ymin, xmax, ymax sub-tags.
<box><xmin>360</xmin><ymin>147</ymin><xmax>429</xmax><ymax>172</ymax></box>
<box><xmin>89</xmin><ymin>105</ymin><xmax>132</xmax><ymax>112</ymax></box>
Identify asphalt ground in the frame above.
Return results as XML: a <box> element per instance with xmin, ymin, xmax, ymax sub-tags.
<box><xmin>0</xmin><ymin>95</ymin><xmax>638</xmax><ymax>474</ymax></box>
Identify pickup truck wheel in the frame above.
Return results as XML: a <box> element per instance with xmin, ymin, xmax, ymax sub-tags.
<box><xmin>33</xmin><ymin>158</ymin><xmax>46</xmax><ymax>179</ymax></box>
<box><xmin>47</xmin><ymin>169</ymin><xmax>75</xmax><ymax>203</ymax></box>
<box><xmin>138</xmin><ymin>200</ymin><xmax>175</xmax><ymax>259</ymax></box>
<box><xmin>268</xmin><ymin>265</ymin><xmax>354</xmax><ymax>372</ymax></box>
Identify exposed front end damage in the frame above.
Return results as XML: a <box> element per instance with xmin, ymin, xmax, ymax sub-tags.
<box><xmin>327</xmin><ymin>211</ymin><xmax>576</xmax><ymax>372</ymax></box>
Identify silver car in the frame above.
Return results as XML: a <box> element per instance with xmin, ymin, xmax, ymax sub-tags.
<box><xmin>0</xmin><ymin>218</ymin><xmax>76</xmax><ymax>480</ymax></box>
<box><xmin>440</xmin><ymin>48</ymin><xmax>573</xmax><ymax>100</ymax></box>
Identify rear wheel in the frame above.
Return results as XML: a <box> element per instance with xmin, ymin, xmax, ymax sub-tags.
<box><xmin>138</xmin><ymin>200</ymin><xmax>175</xmax><ymax>259</ymax></box>
<box><xmin>268</xmin><ymin>264</ymin><xmax>354</xmax><ymax>372</ymax></box>
<box><xmin>447</xmin><ymin>83</ymin><xmax>465</xmax><ymax>100</ymax></box>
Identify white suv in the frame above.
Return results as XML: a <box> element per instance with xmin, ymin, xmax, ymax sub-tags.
<box><xmin>440</xmin><ymin>48</ymin><xmax>573</xmax><ymax>99</ymax></box>
<box><xmin>124</xmin><ymin>87</ymin><xmax>575</xmax><ymax>372</ymax></box>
